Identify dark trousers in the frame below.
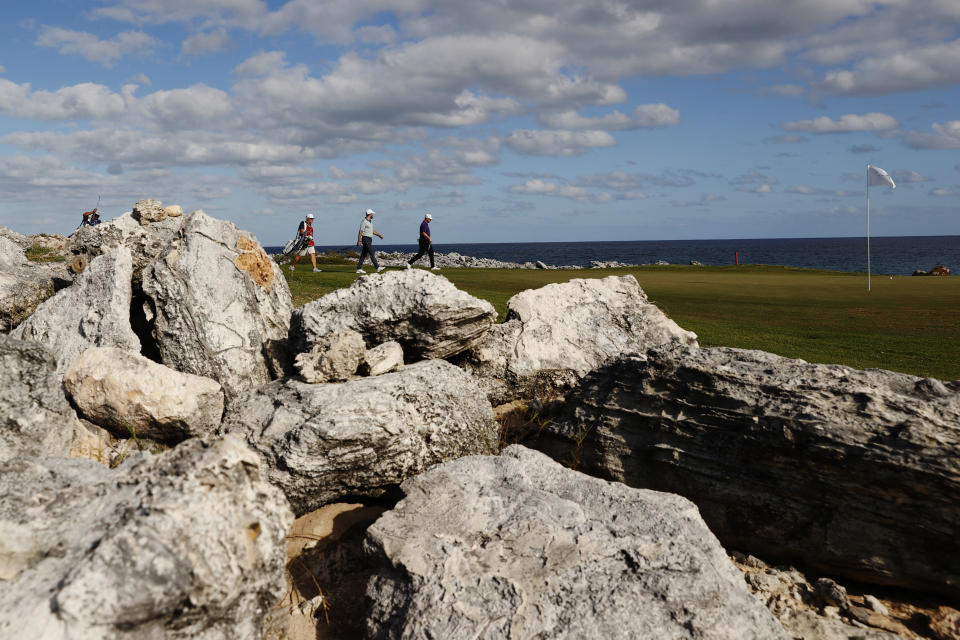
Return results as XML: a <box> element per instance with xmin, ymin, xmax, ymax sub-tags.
<box><xmin>408</xmin><ymin>238</ymin><xmax>434</xmax><ymax>267</ymax></box>
<box><xmin>357</xmin><ymin>236</ymin><xmax>379</xmax><ymax>269</ymax></box>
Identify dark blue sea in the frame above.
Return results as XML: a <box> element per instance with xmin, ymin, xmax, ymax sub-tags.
<box><xmin>270</xmin><ymin>236</ymin><xmax>959</xmax><ymax>276</ymax></box>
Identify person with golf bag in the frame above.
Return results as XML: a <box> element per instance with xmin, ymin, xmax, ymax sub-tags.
<box><xmin>406</xmin><ymin>212</ymin><xmax>439</xmax><ymax>270</ymax></box>
<box><xmin>289</xmin><ymin>213</ymin><xmax>321</xmax><ymax>272</ymax></box>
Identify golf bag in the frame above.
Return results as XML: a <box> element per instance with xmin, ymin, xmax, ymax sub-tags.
<box><xmin>277</xmin><ymin>232</ymin><xmax>307</xmax><ymax>263</ymax></box>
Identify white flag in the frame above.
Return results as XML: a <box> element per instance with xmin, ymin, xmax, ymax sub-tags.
<box><xmin>867</xmin><ymin>165</ymin><xmax>896</xmax><ymax>189</ymax></box>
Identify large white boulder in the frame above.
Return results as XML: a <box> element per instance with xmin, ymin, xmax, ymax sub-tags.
<box><xmin>11</xmin><ymin>248</ymin><xmax>140</xmax><ymax>375</ymax></box>
<box><xmin>142</xmin><ymin>210</ymin><xmax>294</xmax><ymax>403</ymax></box>
<box><xmin>63</xmin><ymin>347</ymin><xmax>224</xmax><ymax>443</ymax></box>
<box><xmin>0</xmin><ymin>436</ymin><xmax>293</xmax><ymax>639</ymax></box>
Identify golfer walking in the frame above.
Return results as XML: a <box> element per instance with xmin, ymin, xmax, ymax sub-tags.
<box><xmin>406</xmin><ymin>213</ymin><xmax>439</xmax><ymax>270</ymax></box>
<box><xmin>357</xmin><ymin>209</ymin><xmax>385</xmax><ymax>273</ymax></box>
<box><xmin>290</xmin><ymin>213</ymin><xmax>321</xmax><ymax>272</ymax></box>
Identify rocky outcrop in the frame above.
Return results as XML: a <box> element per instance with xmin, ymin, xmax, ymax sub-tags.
<box><xmin>362</xmin><ymin>340</ymin><xmax>404</xmax><ymax>376</ymax></box>
<box><xmin>131</xmin><ymin>197</ymin><xmax>167</xmax><ymax>224</ymax></box>
<box><xmin>364</xmin><ymin>445</ymin><xmax>786</xmax><ymax>640</ymax></box>
<box><xmin>142</xmin><ymin>210</ymin><xmax>293</xmax><ymax>402</ymax></box>
<box><xmin>290</xmin><ymin>269</ymin><xmax>496</xmax><ymax>361</ymax></box>
<box><xmin>0</xmin><ymin>436</ymin><xmax>293</xmax><ymax>640</ymax></box>
<box><xmin>63</xmin><ymin>347</ymin><xmax>224</xmax><ymax>443</ymax></box>
<box><xmin>459</xmin><ymin>275</ymin><xmax>697</xmax><ymax>404</ymax></box>
<box><xmin>222</xmin><ymin>359</ymin><xmax>498</xmax><ymax>516</ymax></box>
<box><xmin>0</xmin><ymin>334</ymin><xmax>77</xmax><ymax>461</ymax></box>
<box><xmin>294</xmin><ymin>329</ymin><xmax>365</xmax><ymax>383</ymax></box>
<box><xmin>11</xmin><ymin>248</ymin><xmax>140</xmax><ymax>374</ymax></box>
<box><xmin>0</xmin><ymin>236</ymin><xmax>59</xmax><ymax>332</ymax></box>
<box><xmin>534</xmin><ymin>346</ymin><xmax>960</xmax><ymax>599</ymax></box>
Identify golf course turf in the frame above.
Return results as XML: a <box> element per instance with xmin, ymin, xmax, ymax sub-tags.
<box><xmin>284</xmin><ymin>263</ymin><xmax>960</xmax><ymax>381</ymax></box>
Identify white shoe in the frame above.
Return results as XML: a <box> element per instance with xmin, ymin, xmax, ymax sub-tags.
<box><xmin>377</xmin><ymin>266</ymin><xmax>385</xmax><ymax>273</ymax></box>
<box><xmin>405</xmin><ymin>262</ymin><xmax>411</xmax><ymax>269</ymax></box>
<box><xmin>312</xmin><ymin>268</ymin><xmax>321</xmax><ymax>272</ymax></box>
<box><xmin>431</xmin><ymin>266</ymin><xmax>440</xmax><ymax>271</ymax></box>
<box><xmin>355</xmin><ymin>269</ymin><xmax>364</xmax><ymax>274</ymax></box>
<box><xmin>288</xmin><ymin>266</ymin><xmax>294</xmax><ymax>272</ymax></box>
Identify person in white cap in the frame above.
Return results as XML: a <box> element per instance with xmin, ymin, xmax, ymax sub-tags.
<box><xmin>406</xmin><ymin>212</ymin><xmax>439</xmax><ymax>271</ymax></box>
<box><xmin>356</xmin><ymin>208</ymin><xmax>385</xmax><ymax>273</ymax></box>
<box><xmin>290</xmin><ymin>213</ymin><xmax>321</xmax><ymax>272</ymax></box>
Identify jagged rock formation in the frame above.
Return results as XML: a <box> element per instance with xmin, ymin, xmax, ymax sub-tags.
<box><xmin>0</xmin><ymin>334</ymin><xmax>78</xmax><ymax>461</ymax></box>
<box><xmin>11</xmin><ymin>248</ymin><xmax>140</xmax><ymax>374</ymax></box>
<box><xmin>534</xmin><ymin>346</ymin><xmax>960</xmax><ymax>599</ymax></box>
<box><xmin>0</xmin><ymin>236</ymin><xmax>60</xmax><ymax>332</ymax></box>
<box><xmin>290</xmin><ymin>269</ymin><xmax>496</xmax><ymax>360</ymax></box>
<box><xmin>0</xmin><ymin>436</ymin><xmax>293</xmax><ymax>640</ymax></box>
<box><xmin>364</xmin><ymin>445</ymin><xmax>786</xmax><ymax>639</ymax></box>
<box><xmin>459</xmin><ymin>275</ymin><xmax>697</xmax><ymax>404</ymax></box>
<box><xmin>142</xmin><ymin>210</ymin><xmax>293</xmax><ymax>402</ymax></box>
<box><xmin>294</xmin><ymin>329</ymin><xmax>366</xmax><ymax>383</ymax></box>
<box><xmin>63</xmin><ymin>347</ymin><xmax>224</xmax><ymax>443</ymax></box>
<box><xmin>222</xmin><ymin>360</ymin><xmax>498</xmax><ymax>516</ymax></box>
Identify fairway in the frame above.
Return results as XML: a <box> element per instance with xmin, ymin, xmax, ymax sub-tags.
<box><xmin>284</xmin><ymin>264</ymin><xmax>960</xmax><ymax>381</ymax></box>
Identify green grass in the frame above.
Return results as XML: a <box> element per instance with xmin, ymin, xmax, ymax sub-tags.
<box><xmin>25</xmin><ymin>245</ymin><xmax>65</xmax><ymax>262</ymax></box>
<box><xmin>283</xmin><ymin>263</ymin><xmax>960</xmax><ymax>381</ymax></box>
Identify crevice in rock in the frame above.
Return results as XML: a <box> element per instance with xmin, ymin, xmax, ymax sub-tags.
<box><xmin>130</xmin><ymin>291</ymin><xmax>162</xmax><ymax>364</ymax></box>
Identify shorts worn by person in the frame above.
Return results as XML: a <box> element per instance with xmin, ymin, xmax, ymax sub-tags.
<box><xmin>357</xmin><ymin>209</ymin><xmax>385</xmax><ymax>273</ymax></box>
<box><xmin>290</xmin><ymin>213</ymin><xmax>321</xmax><ymax>272</ymax></box>
<box><xmin>406</xmin><ymin>212</ymin><xmax>439</xmax><ymax>271</ymax></box>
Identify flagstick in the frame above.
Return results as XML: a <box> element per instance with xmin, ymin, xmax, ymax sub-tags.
<box><xmin>866</xmin><ymin>165</ymin><xmax>871</xmax><ymax>292</ymax></box>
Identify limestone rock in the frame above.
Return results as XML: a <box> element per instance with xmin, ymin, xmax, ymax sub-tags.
<box><xmin>0</xmin><ymin>436</ymin><xmax>293</xmax><ymax>639</ymax></box>
<box><xmin>364</xmin><ymin>445</ymin><xmax>786</xmax><ymax>640</ymax></box>
<box><xmin>142</xmin><ymin>210</ymin><xmax>293</xmax><ymax>403</ymax></box>
<box><xmin>63</xmin><ymin>347</ymin><xmax>224</xmax><ymax>443</ymax></box>
<box><xmin>362</xmin><ymin>340</ymin><xmax>404</xmax><ymax>376</ymax></box>
<box><xmin>0</xmin><ymin>334</ymin><xmax>77</xmax><ymax>461</ymax></box>
<box><xmin>164</xmin><ymin>204</ymin><xmax>184</xmax><ymax>217</ymax></box>
<box><xmin>222</xmin><ymin>359</ymin><xmax>498</xmax><ymax>515</ymax></box>
<box><xmin>0</xmin><ymin>226</ymin><xmax>32</xmax><ymax>251</ymax></box>
<box><xmin>290</xmin><ymin>269</ymin><xmax>495</xmax><ymax>360</ymax></box>
<box><xmin>460</xmin><ymin>275</ymin><xmax>697</xmax><ymax>404</ymax></box>
<box><xmin>0</xmin><ymin>236</ymin><xmax>58</xmax><ymax>332</ymax></box>
<box><xmin>294</xmin><ymin>329</ymin><xmax>365</xmax><ymax>383</ymax></box>
<box><xmin>11</xmin><ymin>248</ymin><xmax>140</xmax><ymax>375</ymax></box>
<box><xmin>535</xmin><ymin>345</ymin><xmax>960</xmax><ymax>598</ymax></box>
<box><xmin>131</xmin><ymin>197</ymin><xmax>166</xmax><ymax>224</ymax></box>
<box><xmin>930</xmin><ymin>606</ymin><xmax>960</xmax><ymax>640</ymax></box>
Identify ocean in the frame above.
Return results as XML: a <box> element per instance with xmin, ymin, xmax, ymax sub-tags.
<box><xmin>270</xmin><ymin>236</ymin><xmax>959</xmax><ymax>276</ymax></box>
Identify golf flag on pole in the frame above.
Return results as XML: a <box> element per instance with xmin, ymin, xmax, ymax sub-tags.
<box><xmin>868</xmin><ymin>165</ymin><xmax>896</xmax><ymax>189</ymax></box>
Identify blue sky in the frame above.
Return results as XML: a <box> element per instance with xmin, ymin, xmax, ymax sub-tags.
<box><xmin>1</xmin><ymin>0</ymin><xmax>958</xmax><ymax>245</ymax></box>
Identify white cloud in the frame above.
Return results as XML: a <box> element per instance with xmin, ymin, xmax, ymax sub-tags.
<box><xmin>764</xmin><ymin>135</ymin><xmax>808</xmax><ymax>144</ymax></box>
<box><xmin>234</xmin><ymin>51</ymin><xmax>288</xmax><ymax>76</ymax></box>
<box><xmin>929</xmin><ymin>188</ymin><xmax>955</xmax><ymax>196</ymax></box>
<box><xmin>731</xmin><ymin>171</ymin><xmax>778</xmax><ymax>186</ymax></box>
<box><xmin>138</xmin><ymin>84</ymin><xmax>238</xmax><ymax>130</ymax></box>
<box><xmin>0</xmin><ymin>79</ymin><xmax>132</xmax><ymax>121</ymax></box>
<box><xmin>92</xmin><ymin>0</ymin><xmax>269</xmax><ymax>29</ymax></box>
<box><xmin>903</xmin><ymin>121</ymin><xmax>960</xmax><ymax>149</ymax></box>
<box><xmin>782</xmin><ymin>112</ymin><xmax>900</xmax><ymax>134</ymax></box>
<box><xmin>35</xmin><ymin>27</ymin><xmax>160</xmax><ymax>67</ymax></box>
<box><xmin>505</xmin><ymin>129</ymin><xmax>615</xmax><ymax>156</ymax></box>
<box><xmin>129</xmin><ymin>72</ymin><xmax>152</xmax><ymax>86</ymax></box>
<box><xmin>786</xmin><ymin>185</ymin><xmax>858</xmax><ymax>197</ymax></box>
<box><xmin>736</xmin><ymin>184</ymin><xmax>774</xmax><ymax>194</ymax></box>
<box><xmin>181</xmin><ymin>28</ymin><xmax>233</xmax><ymax>56</ymax></box>
<box><xmin>818</xmin><ymin>39</ymin><xmax>960</xmax><ymax>95</ymax></box>
<box><xmin>540</xmin><ymin>103</ymin><xmax>680</xmax><ymax>130</ymax></box>
<box><xmin>0</xmin><ymin>64</ymin><xmax>5</xmax><ymax>73</ymax></box>
<box><xmin>507</xmin><ymin>179</ymin><xmax>591</xmax><ymax>200</ymax></box>
<box><xmin>893</xmin><ymin>170</ymin><xmax>932</xmax><ymax>183</ymax></box>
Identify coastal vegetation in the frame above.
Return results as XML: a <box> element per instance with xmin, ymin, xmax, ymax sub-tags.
<box><xmin>284</xmin><ymin>264</ymin><xmax>960</xmax><ymax>381</ymax></box>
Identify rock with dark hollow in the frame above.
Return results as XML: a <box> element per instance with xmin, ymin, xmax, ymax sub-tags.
<box><xmin>534</xmin><ymin>345</ymin><xmax>960</xmax><ymax>599</ymax></box>
<box><xmin>290</xmin><ymin>269</ymin><xmax>496</xmax><ymax>360</ymax></box>
<box><xmin>459</xmin><ymin>275</ymin><xmax>697</xmax><ymax>404</ymax></box>
<box><xmin>222</xmin><ymin>359</ymin><xmax>498</xmax><ymax>516</ymax></box>
<box><xmin>364</xmin><ymin>445</ymin><xmax>786</xmax><ymax>640</ymax></box>
<box><xmin>0</xmin><ymin>436</ymin><xmax>293</xmax><ymax>639</ymax></box>
<box><xmin>0</xmin><ymin>334</ymin><xmax>77</xmax><ymax>461</ymax></box>
<box><xmin>142</xmin><ymin>210</ymin><xmax>293</xmax><ymax>402</ymax></box>
<box><xmin>11</xmin><ymin>248</ymin><xmax>140</xmax><ymax>374</ymax></box>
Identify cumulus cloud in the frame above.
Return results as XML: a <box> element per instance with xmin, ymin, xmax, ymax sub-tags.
<box><xmin>35</xmin><ymin>27</ymin><xmax>160</xmax><ymax>67</ymax></box>
<box><xmin>730</xmin><ymin>171</ymin><xmax>778</xmax><ymax>186</ymax></box>
<box><xmin>736</xmin><ymin>184</ymin><xmax>774</xmax><ymax>194</ymax></box>
<box><xmin>903</xmin><ymin>121</ymin><xmax>960</xmax><ymax>149</ymax></box>
<box><xmin>505</xmin><ymin>129</ymin><xmax>615</xmax><ymax>156</ymax></box>
<box><xmin>782</xmin><ymin>112</ymin><xmax>900</xmax><ymax>134</ymax></box>
<box><xmin>0</xmin><ymin>79</ymin><xmax>133</xmax><ymax>121</ymax></box>
<box><xmin>818</xmin><ymin>39</ymin><xmax>960</xmax><ymax>95</ymax></box>
<box><xmin>848</xmin><ymin>144</ymin><xmax>879</xmax><ymax>154</ymax></box>
<box><xmin>539</xmin><ymin>104</ymin><xmax>680</xmax><ymax>130</ymax></box>
<box><xmin>181</xmin><ymin>28</ymin><xmax>233</xmax><ymax>56</ymax></box>
<box><xmin>892</xmin><ymin>170</ymin><xmax>932</xmax><ymax>183</ymax></box>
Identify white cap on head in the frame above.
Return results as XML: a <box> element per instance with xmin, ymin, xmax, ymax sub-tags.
<box><xmin>425</xmin><ymin>213</ymin><xmax>432</xmax><ymax>219</ymax></box>
<box><xmin>306</xmin><ymin>213</ymin><xmax>314</xmax><ymax>218</ymax></box>
<box><xmin>365</xmin><ymin>208</ymin><xmax>375</xmax><ymax>216</ymax></box>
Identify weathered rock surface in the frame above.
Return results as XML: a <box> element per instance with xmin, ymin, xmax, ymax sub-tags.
<box><xmin>69</xmin><ymin>209</ymin><xmax>184</xmax><ymax>284</ymax></box>
<box><xmin>0</xmin><ymin>436</ymin><xmax>293</xmax><ymax>640</ymax></box>
<box><xmin>534</xmin><ymin>346</ymin><xmax>960</xmax><ymax>598</ymax></box>
<box><xmin>131</xmin><ymin>197</ymin><xmax>167</xmax><ymax>224</ymax></box>
<box><xmin>294</xmin><ymin>329</ymin><xmax>365</xmax><ymax>383</ymax></box>
<box><xmin>63</xmin><ymin>347</ymin><xmax>224</xmax><ymax>443</ymax></box>
<box><xmin>459</xmin><ymin>275</ymin><xmax>697</xmax><ymax>404</ymax></box>
<box><xmin>0</xmin><ymin>236</ymin><xmax>59</xmax><ymax>332</ymax></box>
<box><xmin>290</xmin><ymin>269</ymin><xmax>496</xmax><ymax>360</ymax></box>
<box><xmin>222</xmin><ymin>359</ymin><xmax>498</xmax><ymax>515</ymax></box>
<box><xmin>0</xmin><ymin>334</ymin><xmax>77</xmax><ymax>461</ymax></box>
<box><xmin>143</xmin><ymin>210</ymin><xmax>293</xmax><ymax>402</ymax></box>
<box><xmin>11</xmin><ymin>248</ymin><xmax>140</xmax><ymax>374</ymax></box>
<box><xmin>364</xmin><ymin>445</ymin><xmax>786</xmax><ymax>640</ymax></box>
<box><xmin>363</xmin><ymin>340</ymin><xmax>404</xmax><ymax>376</ymax></box>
